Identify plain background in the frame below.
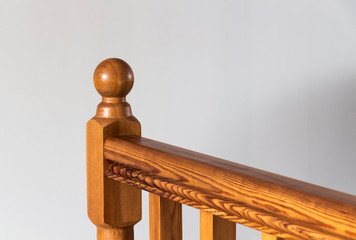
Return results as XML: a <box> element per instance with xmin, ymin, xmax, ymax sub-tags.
<box><xmin>1</xmin><ymin>0</ymin><xmax>356</xmax><ymax>239</ymax></box>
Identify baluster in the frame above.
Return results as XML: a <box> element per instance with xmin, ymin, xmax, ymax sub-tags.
<box><xmin>149</xmin><ymin>193</ymin><xmax>182</xmax><ymax>240</ymax></box>
<box><xmin>200</xmin><ymin>211</ymin><xmax>236</xmax><ymax>240</ymax></box>
<box><xmin>261</xmin><ymin>232</ymin><xmax>285</xmax><ymax>240</ymax></box>
<box><xmin>87</xmin><ymin>58</ymin><xmax>142</xmax><ymax>240</ymax></box>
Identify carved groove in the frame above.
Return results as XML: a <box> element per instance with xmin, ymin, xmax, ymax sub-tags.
<box><xmin>105</xmin><ymin>164</ymin><xmax>346</xmax><ymax>240</ymax></box>
<box><xmin>104</xmin><ymin>136</ymin><xmax>356</xmax><ymax>240</ymax></box>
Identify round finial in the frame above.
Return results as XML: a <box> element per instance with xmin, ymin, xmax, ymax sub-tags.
<box><xmin>94</xmin><ymin>58</ymin><xmax>134</xmax><ymax>98</ymax></box>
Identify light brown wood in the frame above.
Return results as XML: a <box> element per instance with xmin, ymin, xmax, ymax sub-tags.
<box><xmin>104</xmin><ymin>136</ymin><xmax>356</xmax><ymax>240</ymax></box>
<box><xmin>262</xmin><ymin>232</ymin><xmax>284</xmax><ymax>240</ymax></box>
<box><xmin>87</xmin><ymin>58</ymin><xmax>141</xmax><ymax>240</ymax></box>
<box><xmin>149</xmin><ymin>193</ymin><xmax>182</xmax><ymax>240</ymax></box>
<box><xmin>200</xmin><ymin>211</ymin><xmax>236</xmax><ymax>240</ymax></box>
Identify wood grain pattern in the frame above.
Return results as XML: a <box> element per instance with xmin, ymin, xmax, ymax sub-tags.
<box><xmin>87</xmin><ymin>58</ymin><xmax>142</xmax><ymax>240</ymax></box>
<box><xmin>105</xmin><ymin>165</ymin><xmax>297</xmax><ymax>239</ymax></box>
<box><xmin>149</xmin><ymin>193</ymin><xmax>182</xmax><ymax>240</ymax></box>
<box><xmin>200</xmin><ymin>211</ymin><xmax>236</xmax><ymax>240</ymax></box>
<box><xmin>104</xmin><ymin>136</ymin><xmax>356</xmax><ymax>240</ymax></box>
<box><xmin>262</xmin><ymin>232</ymin><xmax>285</xmax><ymax>240</ymax></box>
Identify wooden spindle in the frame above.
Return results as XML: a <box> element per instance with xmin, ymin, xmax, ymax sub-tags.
<box><xmin>200</xmin><ymin>211</ymin><xmax>235</xmax><ymax>240</ymax></box>
<box><xmin>87</xmin><ymin>58</ymin><xmax>142</xmax><ymax>240</ymax></box>
<box><xmin>149</xmin><ymin>193</ymin><xmax>182</xmax><ymax>240</ymax></box>
<box><xmin>261</xmin><ymin>232</ymin><xmax>284</xmax><ymax>240</ymax></box>
<box><xmin>97</xmin><ymin>227</ymin><xmax>134</xmax><ymax>240</ymax></box>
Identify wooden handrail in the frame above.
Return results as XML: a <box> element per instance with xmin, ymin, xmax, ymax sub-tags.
<box><xmin>104</xmin><ymin>136</ymin><xmax>356</xmax><ymax>240</ymax></box>
<box><xmin>87</xmin><ymin>58</ymin><xmax>356</xmax><ymax>240</ymax></box>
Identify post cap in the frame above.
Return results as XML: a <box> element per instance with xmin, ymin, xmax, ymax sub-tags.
<box><xmin>94</xmin><ymin>58</ymin><xmax>134</xmax><ymax>98</ymax></box>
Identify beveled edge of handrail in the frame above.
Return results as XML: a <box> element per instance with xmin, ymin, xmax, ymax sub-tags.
<box><xmin>104</xmin><ymin>136</ymin><xmax>356</xmax><ymax>240</ymax></box>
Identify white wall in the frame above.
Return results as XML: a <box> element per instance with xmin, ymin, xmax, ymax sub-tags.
<box><xmin>0</xmin><ymin>1</ymin><xmax>355</xmax><ymax>239</ymax></box>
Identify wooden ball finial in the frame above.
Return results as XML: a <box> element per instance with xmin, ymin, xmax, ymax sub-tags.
<box><xmin>93</xmin><ymin>58</ymin><xmax>135</xmax><ymax>118</ymax></box>
<box><xmin>94</xmin><ymin>58</ymin><xmax>134</xmax><ymax>98</ymax></box>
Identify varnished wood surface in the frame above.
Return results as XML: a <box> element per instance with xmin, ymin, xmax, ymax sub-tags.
<box><xmin>93</xmin><ymin>58</ymin><xmax>135</xmax><ymax>119</ymax></box>
<box><xmin>94</xmin><ymin>58</ymin><xmax>134</xmax><ymax>99</ymax></box>
<box><xmin>87</xmin><ymin>120</ymin><xmax>141</xmax><ymax>228</ymax></box>
<box><xmin>149</xmin><ymin>193</ymin><xmax>182</xmax><ymax>240</ymax></box>
<box><xmin>97</xmin><ymin>227</ymin><xmax>134</xmax><ymax>240</ymax></box>
<box><xmin>87</xmin><ymin>58</ymin><xmax>142</xmax><ymax>240</ymax></box>
<box><xmin>200</xmin><ymin>211</ymin><xmax>236</xmax><ymax>240</ymax></box>
<box><xmin>105</xmin><ymin>164</ymin><xmax>297</xmax><ymax>239</ymax></box>
<box><xmin>104</xmin><ymin>136</ymin><xmax>356</xmax><ymax>240</ymax></box>
<box><xmin>262</xmin><ymin>232</ymin><xmax>285</xmax><ymax>240</ymax></box>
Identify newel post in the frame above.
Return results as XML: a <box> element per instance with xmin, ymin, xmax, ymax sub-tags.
<box><xmin>87</xmin><ymin>58</ymin><xmax>141</xmax><ymax>240</ymax></box>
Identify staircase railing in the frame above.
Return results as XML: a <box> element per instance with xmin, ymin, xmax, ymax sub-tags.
<box><xmin>86</xmin><ymin>58</ymin><xmax>356</xmax><ymax>240</ymax></box>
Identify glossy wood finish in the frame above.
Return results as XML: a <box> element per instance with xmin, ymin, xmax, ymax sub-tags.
<box><xmin>104</xmin><ymin>136</ymin><xmax>356</xmax><ymax>240</ymax></box>
<box><xmin>149</xmin><ymin>193</ymin><xmax>182</xmax><ymax>240</ymax></box>
<box><xmin>262</xmin><ymin>232</ymin><xmax>285</xmax><ymax>240</ymax></box>
<box><xmin>87</xmin><ymin>58</ymin><xmax>141</xmax><ymax>240</ymax></box>
<box><xmin>93</xmin><ymin>58</ymin><xmax>135</xmax><ymax>119</ymax></box>
<box><xmin>97</xmin><ymin>227</ymin><xmax>134</xmax><ymax>240</ymax></box>
<box><xmin>200</xmin><ymin>211</ymin><xmax>236</xmax><ymax>240</ymax></box>
<box><xmin>105</xmin><ymin>164</ymin><xmax>291</xmax><ymax>238</ymax></box>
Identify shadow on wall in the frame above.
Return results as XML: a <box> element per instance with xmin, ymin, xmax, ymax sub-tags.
<box><xmin>248</xmin><ymin>73</ymin><xmax>356</xmax><ymax>195</ymax></box>
<box><xmin>306</xmin><ymin>74</ymin><xmax>356</xmax><ymax>194</ymax></box>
